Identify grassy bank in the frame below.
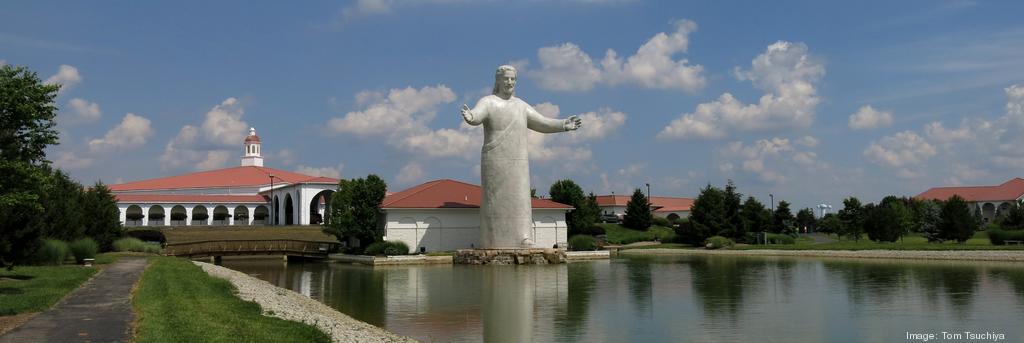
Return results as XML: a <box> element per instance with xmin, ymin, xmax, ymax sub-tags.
<box><xmin>133</xmin><ymin>257</ymin><xmax>330</xmax><ymax>343</ymax></box>
<box><xmin>597</xmin><ymin>223</ymin><xmax>677</xmax><ymax>244</ymax></box>
<box><xmin>621</xmin><ymin>232</ymin><xmax>1024</xmax><ymax>251</ymax></box>
<box><xmin>155</xmin><ymin>226</ymin><xmax>336</xmax><ymax>244</ymax></box>
<box><xmin>0</xmin><ymin>265</ymin><xmax>97</xmax><ymax>316</ymax></box>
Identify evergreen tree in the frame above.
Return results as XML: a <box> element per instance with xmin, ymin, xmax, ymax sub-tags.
<box><xmin>690</xmin><ymin>184</ymin><xmax>727</xmax><ymax>237</ymax></box>
<box><xmin>864</xmin><ymin>203</ymin><xmax>904</xmax><ymax>242</ymax></box>
<box><xmin>0</xmin><ymin>64</ymin><xmax>60</xmax><ymax>268</ymax></box>
<box><xmin>323</xmin><ymin>174</ymin><xmax>388</xmax><ymax>249</ymax></box>
<box><xmin>623</xmin><ymin>188</ymin><xmax>652</xmax><ymax>231</ymax></box>
<box><xmin>838</xmin><ymin>197</ymin><xmax>865</xmax><ymax>241</ymax></box>
<box><xmin>28</xmin><ymin>167</ymin><xmax>86</xmax><ymax>241</ymax></box>
<box><xmin>549</xmin><ymin>179</ymin><xmax>598</xmax><ymax>236</ymax></box>
<box><xmin>772</xmin><ymin>201</ymin><xmax>794</xmax><ymax>234</ymax></box>
<box><xmin>722</xmin><ymin>180</ymin><xmax>743</xmax><ymax>235</ymax></box>
<box><xmin>83</xmin><ymin>182</ymin><xmax>124</xmax><ymax>251</ymax></box>
<box><xmin>938</xmin><ymin>195</ymin><xmax>977</xmax><ymax>243</ymax></box>
<box><xmin>918</xmin><ymin>200</ymin><xmax>942</xmax><ymax>242</ymax></box>
<box><xmin>997</xmin><ymin>200</ymin><xmax>1024</xmax><ymax>230</ymax></box>
<box><xmin>795</xmin><ymin>208</ymin><xmax>816</xmax><ymax>233</ymax></box>
<box><xmin>739</xmin><ymin>196</ymin><xmax>771</xmax><ymax>239</ymax></box>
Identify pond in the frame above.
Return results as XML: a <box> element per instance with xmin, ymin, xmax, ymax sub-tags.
<box><xmin>222</xmin><ymin>255</ymin><xmax>1024</xmax><ymax>342</ymax></box>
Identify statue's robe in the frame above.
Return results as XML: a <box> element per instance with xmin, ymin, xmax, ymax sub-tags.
<box><xmin>466</xmin><ymin>95</ymin><xmax>565</xmax><ymax>248</ymax></box>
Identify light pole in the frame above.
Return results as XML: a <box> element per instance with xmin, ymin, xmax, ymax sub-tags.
<box><xmin>767</xmin><ymin>193</ymin><xmax>774</xmax><ymax>245</ymax></box>
<box><xmin>269</xmin><ymin>173</ymin><xmax>275</xmax><ymax>226</ymax></box>
<box><xmin>645</xmin><ymin>183</ymin><xmax>651</xmax><ymax>213</ymax></box>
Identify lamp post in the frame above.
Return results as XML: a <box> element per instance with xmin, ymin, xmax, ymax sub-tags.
<box><xmin>767</xmin><ymin>193</ymin><xmax>774</xmax><ymax>245</ymax></box>
<box><xmin>269</xmin><ymin>173</ymin><xmax>275</xmax><ymax>226</ymax></box>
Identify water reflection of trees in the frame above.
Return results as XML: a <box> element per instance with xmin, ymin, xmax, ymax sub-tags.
<box><xmin>625</xmin><ymin>257</ymin><xmax>654</xmax><ymax>316</ymax></box>
<box><xmin>989</xmin><ymin>267</ymin><xmax>1024</xmax><ymax>306</ymax></box>
<box><xmin>322</xmin><ymin>263</ymin><xmax>386</xmax><ymax>326</ymax></box>
<box><xmin>823</xmin><ymin>260</ymin><xmax>980</xmax><ymax>317</ymax></box>
<box><xmin>689</xmin><ymin>256</ymin><xmax>771</xmax><ymax>322</ymax></box>
<box><xmin>555</xmin><ymin>262</ymin><xmax>596</xmax><ymax>341</ymax></box>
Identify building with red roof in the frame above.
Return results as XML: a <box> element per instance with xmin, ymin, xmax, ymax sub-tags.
<box><xmin>916</xmin><ymin>178</ymin><xmax>1024</xmax><ymax>223</ymax></box>
<box><xmin>380</xmin><ymin>179</ymin><xmax>572</xmax><ymax>252</ymax></box>
<box><xmin>595</xmin><ymin>194</ymin><xmax>694</xmax><ymax>221</ymax></box>
<box><xmin>111</xmin><ymin>128</ymin><xmax>339</xmax><ymax>227</ymax></box>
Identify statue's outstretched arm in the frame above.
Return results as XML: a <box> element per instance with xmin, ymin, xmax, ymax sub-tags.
<box><xmin>527</xmin><ymin>104</ymin><xmax>582</xmax><ymax>133</ymax></box>
<box><xmin>461</xmin><ymin>99</ymin><xmax>488</xmax><ymax>126</ymax></box>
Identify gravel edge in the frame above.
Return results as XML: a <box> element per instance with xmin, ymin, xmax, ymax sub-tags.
<box><xmin>620</xmin><ymin>248</ymin><xmax>1024</xmax><ymax>261</ymax></box>
<box><xmin>193</xmin><ymin>261</ymin><xmax>417</xmax><ymax>343</ymax></box>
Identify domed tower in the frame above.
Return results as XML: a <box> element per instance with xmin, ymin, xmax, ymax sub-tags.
<box><xmin>241</xmin><ymin>127</ymin><xmax>264</xmax><ymax>167</ymax></box>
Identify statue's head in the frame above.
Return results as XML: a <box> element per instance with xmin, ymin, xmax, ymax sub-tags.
<box><xmin>492</xmin><ymin>65</ymin><xmax>517</xmax><ymax>96</ymax></box>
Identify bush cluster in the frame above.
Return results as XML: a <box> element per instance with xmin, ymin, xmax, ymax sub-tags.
<box><xmin>988</xmin><ymin>228</ymin><xmax>1024</xmax><ymax>245</ymax></box>
<box><xmin>113</xmin><ymin>237</ymin><xmax>163</xmax><ymax>253</ymax></box>
<box><xmin>766</xmin><ymin>233</ymin><xmax>796</xmax><ymax>245</ymax></box>
<box><xmin>704</xmin><ymin>236</ymin><xmax>734</xmax><ymax>249</ymax></box>
<box><xmin>35</xmin><ymin>239</ymin><xmax>69</xmax><ymax>265</ymax></box>
<box><xmin>363</xmin><ymin>241</ymin><xmax>410</xmax><ymax>256</ymax></box>
<box><xmin>568</xmin><ymin>235</ymin><xmax>597</xmax><ymax>251</ymax></box>
<box><xmin>651</xmin><ymin>216</ymin><xmax>671</xmax><ymax>227</ymax></box>
<box><xmin>579</xmin><ymin>225</ymin><xmax>606</xmax><ymax>236</ymax></box>
<box><xmin>69</xmin><ymin>238</ymin><xmax>98</xmax><ymax>263</ymax></box>
<box><xmin>125</xmin><ymin>229</ymin><xmax>167</xmax><ymax>245</ymax></box>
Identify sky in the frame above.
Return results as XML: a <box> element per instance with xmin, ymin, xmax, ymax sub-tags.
<box><xmin>4</xmin><ymin>0</ymin><xmax>1024</xmax><ymax>213</ymax></box>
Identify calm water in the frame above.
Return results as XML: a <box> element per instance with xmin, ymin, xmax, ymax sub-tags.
<box><xmin>222</xmin><ymin>255</ymin><xmax>1024</xmax><ymax>342</ymax></box>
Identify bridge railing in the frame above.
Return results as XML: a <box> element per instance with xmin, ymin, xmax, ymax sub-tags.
<box><xmin>164</xmin><ymin>239</ymin><xmax>339</xmax><ymax>257</ymax></box>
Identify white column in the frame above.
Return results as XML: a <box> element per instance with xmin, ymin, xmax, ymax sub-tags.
<box><xmin>118</xmin><ymin>206</ymin><xmax>127</xmax><ymax>226</ymax></box>
<box><xmin>186</xmin><ymin>206</ymin><xmax>193</xmax><ymax>226</ymax></box>
<box><xmin>141</xmin><ymin>205</ymin><xmax>149</xmax><ymax>226</ymax></box>
<box><xmin>163</xmin><ymin>204</ymin><xmax>170</xmax><ymax>226</ymax></box>
<box><xmin>228</xmin><ymin>205</ymin><xmax>235</xmax><ymax>226</ymax></box>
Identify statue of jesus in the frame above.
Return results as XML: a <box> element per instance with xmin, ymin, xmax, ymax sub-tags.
<box><xmin>461</xmin><ymin>65</ymin><xmax>582</xmax><ymax>249</ymax></box>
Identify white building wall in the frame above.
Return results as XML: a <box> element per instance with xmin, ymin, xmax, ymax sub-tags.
<box><xmin>383</xmin><ymin>208</ymin><xmax>569</xmax><ymax>253</ymax></box>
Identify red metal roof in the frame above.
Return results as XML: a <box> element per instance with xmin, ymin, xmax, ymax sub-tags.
<box><xmin>109</xmin><ymin>166</ymin><xmax>339</xmax><ymax>191</ymax></box>
<box><xmin>916</xmin><ymin>178</ymin><xmax>1024</xmax><ymax>202</ymax></box>
<box><xmin>244</xmin><ymin>134</ymin><xmax>261</xmax><ymax>143</ymax></box>
<box><xmin>115</xmin><ymin>194</ymin><xmax>269</xmax><ymax>203</ymax></box>
<box><xmin>382</xmin><ymin>179</ymin><xmax>572</xmax><ymax>209</ymax></box>
<box><xmin>595</xmin><ymin>195</ymin><xmax>694</xmax><ymax>211</ymax></box>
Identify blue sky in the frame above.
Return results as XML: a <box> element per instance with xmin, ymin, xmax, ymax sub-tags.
<box><xmin>4</xmin><ymin>0</ymin><xmax>1024</xmax><ymax>212</ymax></box>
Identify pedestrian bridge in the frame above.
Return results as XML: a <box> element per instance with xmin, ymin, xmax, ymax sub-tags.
<box><xmin>163</xmin><ymin>239</ymin><xmax>339</xmax><ymax>259</ymax></box>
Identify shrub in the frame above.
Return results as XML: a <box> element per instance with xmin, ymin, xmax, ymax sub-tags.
<box><xmin>704</xmin><ymin>236</ymin><xmax>734</xmax><ymax>249</ymax></box>
<box><xmin>126</xmin><ymin>229</ymin><xmax>166</xmax><ymax>245</ymax></box>
<box><xmin>143</xmin><ymin>243</ymin><xmax>163</xmax><ymax>254</ymax></box>
<box><xmin>568</xmin><ymin>235</ymin><xmax>597</xmax><ymax>251</ymax></box>
<box><xmin>35</xmin><ymin>239</ymin><xmax>69</xmax><ymax>265</ymax></box>
<box><xmin>766</xmin><ymin>233</ymin><xmax>795</xmax><ymax>245</ymax></box>
<box><xmin>674</xmin><ymin>221</ymin><xmax>709</xmax><ymax>245</ymax></box>
<box><xmin>69</xmin><ymin>238</ymin><xmax>98</xmax><ymax>263</ymax></box>
<box><xmin>581</xmin><ymin>225</ymin><xmax>606</xmax><ymax>236</ymax></box>
<box><xmin>988</xmin><ymin>228</ymin><xmax>1024</xmax><ymax>245</ymax></box>
<box><xmin>651</xmin><ymin>216</ymin><xmax>671</xmax><ymax>227</ymax></box>
<box><xmin>114</xmin><ymin>237</ymin><xmax>153</xmax><ymax>252</ymax></box>
<box><xmin>363</xmin><ymin>241</ymin><xmax>409</xmax><ymax>256</ymax></box>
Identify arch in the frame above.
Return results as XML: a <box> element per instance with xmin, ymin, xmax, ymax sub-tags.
<box><xmin>273</xmin><ymin>196</ymin><xmax>280</xmax><ymax>226</ymax></box>
<box><xmin>309</xmin><ymin>190</ymin><xmax>334</xmax><ymax>225</ymax></box>
<box><xmin>666</xmin><ymin>213</ymin><xmax>681</xmax><ymax>222</ymax></box>
<box><xmin>982</xmin><ymin>203</ymin><xmax>996</xmax><ymax>222</ymax></box>
<box><xmin>170</xmin><ymin>205</ymin><xmax>187</xmax><ymax>226</ymax></box>
<box><xmin>233</xmin><ymin>205</ymin><xmax>250</xmax><ymax>226</ymax></box>
<box><xmin>213</xmin><ymin>205</ymin><xmax>231</xmax><ymax>225</ymax></box>
<box><xmin>148</xmin><ymin>205</ymin><xmax>165</xmax><ymax>226</ymax></box>
<box><xmin>253</xmin><ymin>205</ymin><xmax>269</xmax><ymax>225</ymax></box>
<box><xmin>191</xmin><ymin>205</ymin><xmax>209</xmax><ymax>226</ymax></box>
<box><xmin>999</xmin><ymin>202</ymin><xmax>1012</xmax><ymax>217</ymax></box>
<box><xmin>125</xmin><ymin>205</ymin><xmax>144</xmax><ymax>227</ymax></box>
<box><xmin>284</xmin><ymin>193</ymin><xmax>294</xmax><ymax>225</ymax></box>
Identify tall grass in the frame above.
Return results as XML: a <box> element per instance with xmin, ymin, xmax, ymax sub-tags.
<box><xmin>35</xmin><ymin>239</ymin><xmax>69</xmax><ymax>265</ymax></box>
<box><xmin>113</xmin><ymin>237</ymin><xmax>162</xmax><ymax>253</ymax></box>
<box><xmin>69</xmin><ymin>238</ymin><xmax>98</xmax><ymax>263</ymax></box>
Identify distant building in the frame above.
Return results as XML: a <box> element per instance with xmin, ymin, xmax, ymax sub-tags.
<box><xmin>594</xmin><ymin>195</ymin><xmax>694</xmax><ymax>221</ymax></box>
<box><xmin>110</xmin><ymin>128</ymin><xmax>338</xmax><ymax>227</ymax></box>
<box><xmin>381</xmin><ymin>179</ymin><xmax>572</xmax><ymax>252</ymax></box>
<box><xmin>916</xmin><ymin>178</ymin><xmax>1024</xmax><ymax>224</ymax></box>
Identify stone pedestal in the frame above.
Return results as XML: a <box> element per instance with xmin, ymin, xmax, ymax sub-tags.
<box><xmin>454</xmin><ymin>248</ymin><xmax>566</xmax><ymax>265</ymax></box>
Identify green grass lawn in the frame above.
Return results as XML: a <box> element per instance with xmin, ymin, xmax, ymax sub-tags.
<box><xmin>133</xmin><ymin>257</ymin><xmax>330</xmax><ymax>343</ymax></box>
<box><xmin>155</xmin><ymin>226</ymin><xmax>337</xmax><ymax>244</ymax></box>
<box><xmin>0</xmin><ymin>265</ymin><xmax>97</xmax><ymax>316</ymax></box>
<box><xmin>596</xmin><ymin>223</ymin><xmax>677</xmax><ymax>245</ymax></box>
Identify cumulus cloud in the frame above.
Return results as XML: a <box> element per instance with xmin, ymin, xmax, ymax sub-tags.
<box><xmin>160</xmin><ymin>98</ymin><xmax>249</xmax><ymax>171</ymax></box>
<box><xmin>44</xmin><ymin>64</ymin><xmax>81</xmax><ymax>95</ymax></box>
<box><xmin>795</xmin><ymin>135</ymin><xmax>818</xmax><ymax>147</ymax></box>
<box><xmin>395</xmin><ymin>162</ymin><xmax>426</xmax><ymax>185</ymax></box>
<box><xmin>327</xmin><ymin>85</ymin><xmax>456</xmax><ymax>136</ymax></box>
<box><xmin>863</xmin><ymin>131</ymin><xmax>936</xmax><ymax>168</ymax></box>
<box><xmin>848</xmin><ymin>105</ymin><xmax>893</xmax><ymax>130</ymax></box>
<box><xmin>53</xmin><ymin>151</ymin><xmax>94</xmax><ymax>170</ymax></box>
<box><xmin>720</xmin><ymin>136</ymin><xmax>826</xmax><ymax>184</ymax></box>
<box><xmin>531</xmin><ymin>20</ymin><xmax>705</xmax><ymax>92</ymax></box>
<box><xmin>296</xmin><ymin>164</ymin><xmax>344</xmax><ymax>179</ymax></box>
<box><xmin>64</xmin><ymin>98</ymin><xmax>102</xmax><ymax>123</ymax></box>
<box><xmin>659</xmin><ymin>41</ymin><xmax>824</xmax><ymax>139</ymax></box>
<box><xmin>88</xmin><ymin>113</ymin><xmax>153</xmax><ymax>153</ymax></box>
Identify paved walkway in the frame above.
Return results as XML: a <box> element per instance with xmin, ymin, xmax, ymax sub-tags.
<box><xmin>0</xmin><ymin>257</ymin><xmax>149</xmax><ymax>343</ymax></box>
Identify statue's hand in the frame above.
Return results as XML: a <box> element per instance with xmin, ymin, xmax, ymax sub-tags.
<box><xmin>564</xmin><ymin>115</ymin><xmax>582</xmax><ymax>131</ymax></box>
<box><xmin>461</xmin><ymin>104</ymin><xmax>473</xmax><ymax>123</ymax></box>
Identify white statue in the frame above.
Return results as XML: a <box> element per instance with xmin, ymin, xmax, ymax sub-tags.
<box><xmin>461</xmin><ymin>65</ymin><xmax>582</xmax><ymax>248</ymax></box>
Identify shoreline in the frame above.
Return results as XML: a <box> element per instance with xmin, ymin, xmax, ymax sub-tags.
<box><xmin>193</xmin><ymin>261</ymin><xmax>416</xmax><ymax>343</ymax></box>
<box><xmin>619</xmin><ymin>248</ymin><xmax>1024</xmax><ymax>262</ymax></box>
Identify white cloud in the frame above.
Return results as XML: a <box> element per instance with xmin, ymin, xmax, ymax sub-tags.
<box><xmin>863</xmin><ymin>131</ymin><xmax>936</xmax><ymax>168</ymax></box>
<box><xmin>296</xmin><ymin>164</ymin><xmax>344</xmax><ymax>179</ymax></box>
<box><xmin>659</xmin><ymin>41</ymin><xmax>824</xmax><ymax>139</ymax></box>
<box><xmin>531</xmin><ymin>20</ymin><xmax>705</xmax><ymax>92</ymax></box>
<box><xmin>848</xmin><ymin>105</ymin><xmax>893</xmax><ymax>130</ymax></box>
<box><xmin>159</xmin><ymin>98</ymin><xmax>250</xmax><ymax>171</ymax></box>
<box><xmin>395</xmin><ymin>162</ymin><xmax>426</xmax><ymax>185</ymax></box>
<box><xmin>88</xmin><ymin>113</ymin><xmax>153</xmax><ymax>153</ymax></box>
<box><xmin>267</xmin><ymin>149</ymin><xmax>297</xmax><ymax>166</ymax></box>
<box><xmin>65</xmin><ymin>98</ymin><xmax>102</xmax><ymax>123</ymax></box>
<box><xmin>44</xmin><ymin>64</ymin><xmax>81</xmax><ymax>95</ymax></box>
<box><xmin>0</xmin><ymin>60</ymin><xmax>6</xmax><ymax>66</ymax></box>
<box><xmin>53</xmin><ymin>151</ymin><xmax>94</xmax><ymax>170</ymax></box>
<box><xmin>795</xmin><ymin>135</ymin><xmax>818</xmax><ymax>148</ymax></box>
<box><xmin>720</xmin><ymin>136</ymin><xmax>826</xmax><ymax>184</ymax></box>
<box><xmin>327</xmin><ymin>85</ymin><xmax>456</xmax><ymax>136</ymax></box>
<box><xmin>570</xmin><ymin>108</ymin><xmax>627</xmax><ymax>141</ymax></box>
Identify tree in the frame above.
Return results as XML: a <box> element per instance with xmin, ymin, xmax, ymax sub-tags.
<box><xmin>623</xmin><ymin>188</ymin><xmax>652</xmax><ymax>230</ymax></box>
<box><xmin>29</xmin><ymin>167</ymin><xmax>86</xmax><ymax>241</ymax></box>
<box><xmin>863</xmin><ymin>202</ymin><xmax>903</xmax><ymax>242</ymax></box>
<box><xmin>690</xmin><ymin>184</ymin><xmax>727</xmax><ymax>237</ymax></box>
<box><xmin>772</xmin><ymin>201</ymin><xmax>794</xmax><ymax>234</ymax></box>
<box><xmin>817</xmin><ymin>213</ymin><xmax>842</xmax><ymax>236</ymax></box>
<box><xmin>938</xmin><ymin>195</ymin><xmax>978</xmax><ymax>243</ymax></box>
<box><xmin>739</xmin><ymin>196</ymin><xmax>770</xmax><ymax>240</ymax></box>
<box><xmin>997</xmin><ymin>200</ymin><xmax>1024</xmax><ymax>230</ymax></box>
<box><xmin>0</xmin><ymin>64</ymin><xmax>60</xmax><ymax>268</ymax></box>
<box><xmin>323</xmin><ymin>174</ymin><xmax>388</xmax><ymax>249</ymax></box>
<box><xmin>837</xmin><ymin>197</ymin><xmax>865</xmax><ymax>241</ymax></box>
<box><xmin>549</xmin><ymin>179</ymin><xmax>598</xmax><ymax>236</ymax></box>
<box><xmin>82</xmin><ymin>182</ymin><xmax>123</xmax><ymax>251</ymax></box>
<box><xmin>722</xmin><ymin>180</ymin><xmax>743</xmax><ymax>234</ymax></box>
<box><xmin>917</xmin><ymin>200</ymin><xmax>942</xmax><ymax>242</ymax></box>
<box><xmin>795</xmin><ymin>208</ymin><xmax>816</xmax><ymax>233</ymax></box>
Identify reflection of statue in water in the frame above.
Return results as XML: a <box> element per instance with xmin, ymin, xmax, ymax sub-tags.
<box><xmin>462</xmin><ymin>65</ymin><xmax>582</xmax><ymax>248</ymax></box>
